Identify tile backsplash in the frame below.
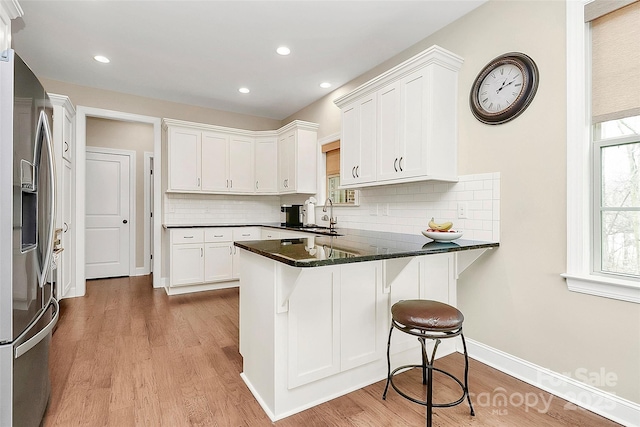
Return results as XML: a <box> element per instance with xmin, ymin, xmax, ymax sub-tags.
<box><xmin>322</xmin><ymin>172</ymin><xmax>500</xmax><ymax>242</ymax></box>
<box><xmin>164</xmin><ymin>194</ymin><xmax>281</xmax><ymax>225</ymax></box>
<box><xmin>164</xmin><ymin>172</ymin><xmax>500</xmax><ymax>242</ymax></box>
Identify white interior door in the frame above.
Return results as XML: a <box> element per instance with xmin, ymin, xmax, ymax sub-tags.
<box><xmin>85</xmin><ymin>150</ymin><xmax>130</xmax><ymax>279</ymax></box>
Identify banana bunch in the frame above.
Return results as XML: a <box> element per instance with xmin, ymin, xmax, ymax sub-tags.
<box><xmin>428</xmin><ymin>217</ymin><xmax>453</xmax><ymax>232</ymax></box>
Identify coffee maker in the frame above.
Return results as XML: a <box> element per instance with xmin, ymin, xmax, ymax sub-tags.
<box><xmin>281</xmin><ymin>204</ymin><xmax>303</xmax><ymax>227</ymax></box>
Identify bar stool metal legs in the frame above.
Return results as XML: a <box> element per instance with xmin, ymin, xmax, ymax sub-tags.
<box><xmin>382</xmin><ymin>301</ymin><xmax>475</xmax><ymax>427</ymax></box>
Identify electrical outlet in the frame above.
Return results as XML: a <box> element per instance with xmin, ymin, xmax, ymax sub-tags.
<box><xmin>457</xmin><ymin>202</ymin><xmax>468</xmax><ymax>219</ymax></box>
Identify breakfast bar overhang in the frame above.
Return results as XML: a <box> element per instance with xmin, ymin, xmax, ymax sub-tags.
<box><xmin>235</xmin><ymin>229</ymin><xmax>498</xmax><ymax>421</ymax></box>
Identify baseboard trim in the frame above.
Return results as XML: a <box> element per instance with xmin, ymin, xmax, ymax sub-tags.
<box><xmin>466</xmin><ymin>338</ymin><xmax>640</xmax><ymax>427</ymax></box>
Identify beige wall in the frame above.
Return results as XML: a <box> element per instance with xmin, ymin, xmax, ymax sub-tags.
<box><xmin>86</xmin><ymin>117</ymin><xmax>153</xmax><ymax>269</ymax></box>
<box><xmin>42</xmin><ymin>78</ymin><xmax>281</xmax><ymax>131</ymax></box>
<box><xmin>285</xmin><ymin>1</ymin><xmax>640</xmax><ymax>403</ymax></box>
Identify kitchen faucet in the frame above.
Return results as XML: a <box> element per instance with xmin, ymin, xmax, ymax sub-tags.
<box><xmin>321</xmin><ymin>197</ymin><xmax>337</xmax><ymax>230</ymax></box>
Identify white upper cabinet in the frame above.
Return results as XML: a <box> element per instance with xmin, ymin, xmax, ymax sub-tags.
<box><xmin>201</xmin><ymin>131</ymin><xmax>228</xmax><ymax>192</ymax></box>
<box><xmin>340</xmin><ymin>93</ymin><xmax>377</xmax><ymax>186</ymax></box>
<box><xmin>164</xmin><ymin>119</ymin><xmax>317</xmax><ymax>195</ymax></box>
<box><xmin>254</xmin><ymin>137</ymin><xmax>278</xmax><ymax>193</ymax></box>
<box><xmin>277</xmin><ymin>122</ymin><xmax>318</xmax><ymax>194</ymax></box>
<box><xmin>335</xmin><ymin>45</ymin><xmax>463</xmax><ymax>188</ymax></box>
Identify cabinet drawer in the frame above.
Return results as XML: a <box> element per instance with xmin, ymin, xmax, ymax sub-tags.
<box><xmin>233</xmin><ymin>227</ymin><xmax>261</xmax><ymax>241</ymax></box>
<box><xmin>205</xmin><ymin>228</ymin><xmax>232</xmax><ymax>242</ymax></box>
<box><xmin>171</xmin><ymin>228</ymin><xmax>204</xmax><ymax>243</ymax></box>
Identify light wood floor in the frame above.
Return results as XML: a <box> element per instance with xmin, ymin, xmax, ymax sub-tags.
<box><xmin>44</xmin><ymin>276</ymin><xmax>621</xmax><ymax>426</ymax></box>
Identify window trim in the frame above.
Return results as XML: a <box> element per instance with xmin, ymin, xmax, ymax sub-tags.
<box><xmin>563</xmin><ymin>0</ymin><xmax>640</xmax><ymax>303</ymax></box>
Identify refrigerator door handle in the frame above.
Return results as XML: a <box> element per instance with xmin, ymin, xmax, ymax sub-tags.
<box><xmin>36</xmin><ymin>110</ymin><xmax>56</xmax><ymax>288</ymax></box>
<box><xmin>14</xmin><ymin>297</ymin><xmax>59</xmax><ymax>359</ymax></box>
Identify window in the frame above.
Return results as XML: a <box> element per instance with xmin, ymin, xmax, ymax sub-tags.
<box><xmin>564</xmin><ymin>0</ymin><xmax>640</xmax><ymax>303</ymax></box>
<box><xmin>593</xmin><ymin>117</ymin><xmax>640</xmax><ymax>278</ymax></box>
<box><xmin>322</xmin><ymin>140</ymin><xmax>358</xmax><ymax>206</ymax></box>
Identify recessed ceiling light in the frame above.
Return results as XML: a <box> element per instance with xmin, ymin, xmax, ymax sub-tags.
<box><xmin>276</xmin><ymin>46</ymin><xmax>291</xmax><ymax>56</ymax></box>
<box><xmin>238</xmin><ymin>87</ymin><xmax>250</xmax><ymax>94</ymax></box>
<box><xmin>320</xmin><ymin>82</ymin><xmax>332</xmax><ymax>89</ymax></box>
<box><xmin>93</xmin><ymin>55</ymin><xmax>110</xmax><ymax>63</ymax></box>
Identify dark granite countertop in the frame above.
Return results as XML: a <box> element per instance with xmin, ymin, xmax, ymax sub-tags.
<box><xmin>234</xmin><ymin>228</ymin><xmax>498</xmax><ymax>267</ymax></box>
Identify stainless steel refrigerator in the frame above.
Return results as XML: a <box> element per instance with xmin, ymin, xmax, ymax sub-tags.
<box><xmin>0</xmin><ymin>49</ymin><xmax>59</xmax><ymax>427</ymax></box>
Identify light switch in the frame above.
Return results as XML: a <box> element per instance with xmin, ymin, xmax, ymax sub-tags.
<box><xmin>457</xmin><ymin>202</ymin><xmax>468</xmax><ymax>219</ymax></box>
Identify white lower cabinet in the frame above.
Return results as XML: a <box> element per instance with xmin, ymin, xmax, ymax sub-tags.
<box><xmin>171</xmin><ymin>243</ymin><xmax>205</xmax><ymax>287</ymax></box>
<box><xmin>204</xmin><ymin>242</ymin><xmax>233</xmax><ymax>282</ymax></box>
<box><xmin>287</xmin><ymin>261</ymin><xmax>386</xmax><ymax>388</ymax></box>
<box><xmin>169</xmin><ymin>227</ymin><xmax>263</xmax><ymax>289</ymax></box>
<box><xmin>286</xmin><ymin>254</ymin><xmax>453</xmax><ymax>388</ymax></box>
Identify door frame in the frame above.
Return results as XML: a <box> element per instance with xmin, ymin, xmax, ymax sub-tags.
<box><xmin>144</xmin><ymin>151</ymin><xmax>153</xmax><ymax>274</ymax></box>
<box><xmin>85</xmin><ymin>147</ymin><xmax>136</xmax><ymax>278</ymax></box>
<box><xmin>75</xmin><ymin>107</ymin><xmax>162</xmax><ymax>296</ymax></box>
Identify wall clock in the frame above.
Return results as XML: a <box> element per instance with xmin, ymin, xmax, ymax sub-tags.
<box><xmin>469</xmin><ymin>52</ymin><xmax>539</xmax><ymax>125</ymax></box>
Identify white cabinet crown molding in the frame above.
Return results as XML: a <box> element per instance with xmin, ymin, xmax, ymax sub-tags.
<box><xmin>162</xmin><ymin>118</ymin><xmax>319</xmax><ymax>137</ymax></box>
<box><xmin>334</xmin><ymin>45</ymin><xmax>463</xmax><ymax>108</ymax></box>
<box><xmin>1</xmin><ymin>0</ymin><xmax>23</xmax><ymax>20</ymax></box>
<box><xmin>48</xmin><ymin>93</ymin><xmax>76</xmax><ymax>114</ymax></box>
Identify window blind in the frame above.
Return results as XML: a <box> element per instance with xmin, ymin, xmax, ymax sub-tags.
<box><xmin>589</xmin><ymin>0</ymin><xmax>640</xmax><ymax>123</ymax></box>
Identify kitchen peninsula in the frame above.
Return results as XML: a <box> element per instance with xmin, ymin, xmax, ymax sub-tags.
<box><xmin>235</xmin><ymin>228</ymin><xmax>497</xmax><ymax>421</ymax></box>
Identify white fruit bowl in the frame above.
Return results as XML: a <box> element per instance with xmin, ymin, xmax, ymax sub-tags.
<box><xmin>421</xmin><ymin>230</ymin><xmax>463</xmax><ymax>242</ymax></box>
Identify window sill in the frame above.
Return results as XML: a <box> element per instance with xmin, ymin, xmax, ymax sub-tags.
<box><xmin>561</xmin><ymin>273</ymin><xmax>640</xmax><ymax>304</ymax></box>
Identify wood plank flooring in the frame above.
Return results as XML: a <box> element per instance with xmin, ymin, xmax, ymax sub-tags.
<box><xmin>44</xmin><ymin>276</ymin><xmax>621</xmax><ymax>426</ymax></box>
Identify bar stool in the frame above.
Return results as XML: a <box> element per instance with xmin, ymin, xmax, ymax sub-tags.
<box><xmin>382</xmin><ymin>299</ymin><xmax>474</xmax><ymax>426</ymax></box>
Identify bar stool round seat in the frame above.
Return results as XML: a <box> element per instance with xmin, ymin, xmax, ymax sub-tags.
<box><xmin>383</xmin><ymin>299</ymin><xmax>474</xmax><ymax>427</ymax></box>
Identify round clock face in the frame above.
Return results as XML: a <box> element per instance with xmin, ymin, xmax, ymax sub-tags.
<box><xmin>470</xmin><ymin>53</ymin><xmax>539</xmax><ymax>125</ymax></box>
<box><xmin>478</xmin><ymin>62</ymin><xmax>524</xmax><ymax>114</ymax></box>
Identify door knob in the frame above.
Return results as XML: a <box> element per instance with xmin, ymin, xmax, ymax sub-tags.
<box><xmin>123</xmin><ymin>220</ymin><xmax>128</xmax><ymax>224</ymax></box>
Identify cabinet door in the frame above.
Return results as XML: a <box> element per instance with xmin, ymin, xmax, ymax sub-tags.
<box><xmin>255</xmin><ymin>137</ymin><xmax>278</xmax><ymax>193</ymax></box>
<box><xmin>278</xmin><ymin>131</ymin><xmax>295</xmax><ymax>192</ymax></box>
<box><xmin>61</xmin><ymin>159</ymin><xmax>73</xmax><ymax>296</ymax></box>
<box><xmin>201</xmin><ymin>131</ymin><xmax>228</xmax><ymax>192</ymax></box>
<box><xmin>204</xmin><ymin>242</ymin><xmax>233</xmax><ymax>282</ymax></box>
<box><xmin>62</xmin><ymin>109</ymin><xmax>73</xmax><ymax>162</ymax></box>
<box><xmin>288</xmin><ymin>266</ymin><xmax>341</xmax><ymax>388</ymax></box>
<box><xmin>340</xmin><ymin>261</ymin><xmax>386</xmax><ymax>371</ymax></box>
<box><xmin>399</xmin><ymin>68</ymin><xmax>429</xmax><ymax>179</ymax></box>
<box><xmin>340</xmin><ymin>103</ymin><xmax>359</xmax><ymax>187</ymax></box>
<box><xmin>169</xmin><ymin>127</ymin><xmax>201</xmax><ymax>191</ymax></box>
<box><xmin>376</xmin><ymin>82</ymin><xmax>401</xmax><ymax>182</ymax></box>
<box><xmin>341</xmin><ymin>95</ymin><xmax>377</xmax><ymax>186</ymax></box>
<box><xmin>171</xmin><ymin>243</ymin><xmax>204</xmax><ymax>286</ymax></box>
<box><xmin>229</xmin><ymin>136</ymin><xmax>255</xmax><ymax>193</ymax></box>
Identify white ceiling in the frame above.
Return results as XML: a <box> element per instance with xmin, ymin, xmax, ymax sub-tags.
<box><xmin>12</xmin><ymin>1</ymin><xmax>486</xmax><ymax>120</ymax></box>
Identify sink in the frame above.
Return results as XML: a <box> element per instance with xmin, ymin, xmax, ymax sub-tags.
<box><xmin>299</xmin><ymin>227</ymin><xmax>341</xmax><ymax>236</ymax></box>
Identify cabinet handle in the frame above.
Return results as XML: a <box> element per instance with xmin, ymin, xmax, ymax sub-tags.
<box><xmin>242</xmin><ymin>233</ymin><xmax>250</xmax><ymax>237</ymax></box>
<box><xmin>63</xmin><ymin>222</ymin><xmax>68</xmax><ymax>232</ymax></box>
<box><xmin>256</xmin><ymin>181</ymin><xmax>258</xmax><ymax>189</ymax></box>
<box><xmin>200</xmin><ymin>248</ymin><xmax>203</xmax><ymax>257</ymax></box>
<box><xmin>214</xmin><ymin>234</ymin><xmax>223</xmax><ymax>238</ymax></box>
<box><xmin>230</xmin><ymin>246</ymin><xmax>232</xmax><ymax>255</ymax></box>
<box><xmin>197</xmin><ymin>178</ymin><xmax>200</xmax><ymax>187</ymax></box>
<box><xmin>184</xmin><ymin>236</ymin><xmax>194</xmax><ymax>239</ymax></box>
<box><xmin>230</xmin><ymin>179</ymin><xmax>233</xmax><ymax>188</ymax></box>
<box><xmin>356</xmin><ymin>165</ymin><xmax>360</xmax><ymax>177</ymax></box>
<box><xmin>394</xmin><ymin>158</ymin><xmax>398</xmax><ymax>172</ymax></box>
<box><xmin>64</xmin><ymin>141</ymin><xmax>68</xmax><ymax>152</ymax></box>
<box><xmin>399</xmin><ymin>157</ymin><xmax>403</xmax><ymax>171</ymax></box>
<box><xmin>352</xmin><ymin>166</ymin><xmax>356</xmax><ymax>178</ymax></box>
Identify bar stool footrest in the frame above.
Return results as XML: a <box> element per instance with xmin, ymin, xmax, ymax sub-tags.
<box><xmin>387</xmin><ymin>364</ymin><xmax>468</xmax><ymax>408</ymax></box>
